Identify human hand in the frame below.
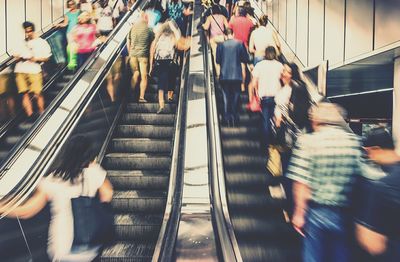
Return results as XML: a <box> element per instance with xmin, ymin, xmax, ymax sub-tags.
<box><xmin>292</xmin><ymin>211</ymin><xmax>305</xmax><ymax>237</ymax></box>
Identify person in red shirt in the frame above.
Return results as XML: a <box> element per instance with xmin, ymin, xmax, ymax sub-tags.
<box><xmin>228</xmin><ymin>7</ymin><xmax>254</xmax><ymax>49</ymax></box>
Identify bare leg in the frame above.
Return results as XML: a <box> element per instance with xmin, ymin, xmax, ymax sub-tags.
<box><xmin>36</xmin><ymin>94</ymin><xmax>45</xmax><ymax>114</ymax></box>
<box><xmin>158</xmin><ymin>89</ymin><xmax>165</xmax><ymax>113</ymax></box>
<box><xmin>106</xmin><ymin>75</ymin><xmax>115</xmax><ymax>102</ymax></box>
<box><xmin>131</xmin><ymin>71</ymin><xmax>140</xmax><ymax>91</ymax></box>
<box><xmin>241</xmin><ymin>63</ymin><xmax>246</xmax><ymax>92</ymax></box>
<box><xmin>139</xmin><ymin>74</ymin><xmax>148</xmax><ymax>100</ymax></box>
<box><xmin>22</xmin><ymin>93</ymin><xmax>33</xmax><ymax>117</ymax></box>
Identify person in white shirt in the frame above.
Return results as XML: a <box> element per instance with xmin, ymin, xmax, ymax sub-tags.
<box><xmin>3</xmin><ymin>135</ymin><xmax>113</xmax><ymax>261</ymax></box>
<box><xmin>95</xmin><ymin>0</ymin><xmax>115</xmax><ymax>36</ymax></box>
<box><xmin>252</xmin><ymin>46</ymin><xmax>284</xmax><ymax>152</ymax></box>
<box><xmin>249</xmin><ymin>14</ymin><xmax>280</xmax><ymax>66</ymax></box>
<box><xmin>109</xmin><ymin>0</ymin><xmax>127</xmax><ymax>23</ymax></box>
<box><xmin>13</xmin><ymin>22</ymin><xmax>52</xmax><ymax>117</ymax></box>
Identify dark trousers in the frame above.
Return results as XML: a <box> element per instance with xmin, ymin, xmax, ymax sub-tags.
<box><xmin>77</xmin><ymin>52</ymin><xmax>93</xmax><ymax>68</ymax></box>
<box><xmin>261</xmin><ymin>97</ymin><xmax>275</xmax><ymax>150</ymax></box>
<box><xmin>221</xmin><ymin>80</ymin><xmax>241</xmax><ymax>124</ymax></box>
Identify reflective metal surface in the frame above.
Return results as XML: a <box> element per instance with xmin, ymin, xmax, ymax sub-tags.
<box><xmin>174</xmin><ymin>1</ymin><xmax>218</xmax><ymax>260</ymax></box>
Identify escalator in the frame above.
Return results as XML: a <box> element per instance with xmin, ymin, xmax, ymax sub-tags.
<box><xmin>100</xmin><ymin>76</ymin><xmax>178</xmax><ymax>261</ymax></box>
<box><xmin>0</xmin><ymin>70</ymin><xmax>74</xmax><ymax>163</ymax></box>
<box><xmin>219</xmin><ymin>95</ymin><xmax>301</xmax><ymax>261</ymax></box>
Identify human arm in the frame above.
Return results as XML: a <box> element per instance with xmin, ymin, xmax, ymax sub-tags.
<box><xmin>56</xmin><ymin>14</ymin><xmax>69</xmax><ymax>28</ymax></box>
<box><xmin>98</xmin><ymin>178</ymin><xmax>113</xmax><ymax>203</ymax></box>
<box><xmin>248</xmin><ymin>31</ymin><xmax>255</xmax><ymax>54</ymax></box>
<box><xmin>149</xmin><ymin>39</ymin><xmax>156</xmax><ymax>73</ymax></box>
<box><xmin>202</xmin><ymin>16</ymin><xmax>211</xmax><ymax>31</ymax></box>
<box><xmin>291</xmin><ymin>181</ymin><xmax>310</xmax><ymax>236</ymax></box>
<box><xmin>5</xmin><ymin>189</ymin><xmax>48</xmax><ymax>219</ymax></box>
<box><xmin>356</xmin><ymin>224</ymin><xmax>387</xmax><ymax>255</ymax></box>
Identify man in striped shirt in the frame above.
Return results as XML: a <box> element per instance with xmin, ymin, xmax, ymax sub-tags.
<box><xmin>287</xmin><ymin>102</ymin><xmax>363</xmax><ymax>262</ymax></box>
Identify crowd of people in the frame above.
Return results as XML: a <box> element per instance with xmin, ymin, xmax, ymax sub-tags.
<box><xmin>202</xmin><ymin>0</ymin><xmax>399</xmax><ymax>261</ymax></box>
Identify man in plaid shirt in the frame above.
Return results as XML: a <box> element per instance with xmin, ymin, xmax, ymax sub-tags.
<box><xmin>287</xmin><ymin>102</ymin><xmax>363</xmax><ymax>262</ymax></box>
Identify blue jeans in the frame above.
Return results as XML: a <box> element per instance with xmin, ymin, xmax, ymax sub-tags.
<box><xmin>221</xmin><ymin>80</ymin><xmax>241</xmax><ymax>123</ymax></box>
<box><xmin>304</xmin><ymin>204</ymin><xmax>352</xmax><ymax>262</ymax></box>
<box><xmin>261</xmin><ymin>97</ymin><xmax>275</xmax><ymax>150</ymax></box>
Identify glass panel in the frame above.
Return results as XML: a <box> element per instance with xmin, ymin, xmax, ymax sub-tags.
<box><xmin>375</xmin><ymin>0</ymin><xmax>400</xmax><ymax>49</ymax></box>
<box><xmin>6</xmin><ymin>0</ymin><xmax>25</xmax><ymax>55</ymax></box>
<box><xmin>345</xmin><ymin>0</ymin><xmax>373</xmax><ymax>60</ymax></box>
<box><xmin>272</xmin><ymin>0</ymin><xmax>279</xmax><ymax>29</ymax></box>
<box><xmin>286</xmin><ymin>0</ymin><xmax>297</xmax><ymax>51</ymax></box>
<box><xmin>278</xmin><ymin>0</ymin><xmax>287</xmax><ymax>40</ymax></box>
<box><xmin>41</xmin><ymin>0</ymin><xmax>53</xmax><ymax>31</ymax></box>
<box><xmin>296</xmin><ymin>0</ymin><xmax>308</xmax><ymax>66</ymax></box>
<box><xmin>26</xmin><ymin>0</ymin><xmax>42</xmax><ymax>34</ymax></box>
<box><xmin>52</xmin><ymin>0</ymin><xmax>64</xmax><ymax>23</ymax></box>
<box><xmin>308</xmin><ymin>0</ymin><xmax>324</xmax><ymax>67</ymax></box>
<box><xmin>325</xmin><ymin>0</ymin><xmax>345</xmax><ymax>65</ymax></box>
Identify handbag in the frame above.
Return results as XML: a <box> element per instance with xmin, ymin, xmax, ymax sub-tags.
<box><xmin>272</xmin><ymin>117</ymin><xmax>300</xmax><ymax>151</ymax></box>
<box><xmin>71</xmin><ymin>176</ymin><xmax>114</xmax><ymax>246</ymax></box>
<box><xmin>246</xmin><ymin>90</ymin><xmax>262</xmax><ymax>112</ymax></box>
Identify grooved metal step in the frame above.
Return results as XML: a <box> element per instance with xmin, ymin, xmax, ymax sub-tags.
<box><xmin>121</xmin><ymin>113</ymin><xmax>175</xmax><ymax>125</ymax></box>
<box><xmin>104</xmin><ymin>153</ymin><xmax>171</xmax><ymax>170</ymax></box>
<box><xmin>110</xmin><ymin>190</ymin><xmax>166</xmax><ymax>216</ymax></box>
<box><xmin>101</xmin><ymin>242</ymin><xmax>154</xmax><ymax>262</ymax></box>
<box><xmin>125</xmin><ymin>103</ymin><xmax>177</xmax><ymax>114</ymax></box>
<box><xmin>107</xmin><ymin>170</ymin><xmax>169</xmax><ymax>190</ymax></box>
<box><xmin>110</xmin><ymin>138</ymin><xmax>172</xmax><ymax>153</ymax></box>
<box><xmin>113</xmin><ymin>214</ymin><xmax>163</xmax><ymax>240</ymax></box>
<box><xmin>116</xmin><ymin>125</ymin><xmax>174</xmax><ymax>139</ymax></box>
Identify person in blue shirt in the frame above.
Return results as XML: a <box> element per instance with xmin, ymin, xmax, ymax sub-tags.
<box><xmin>216</xmin><ymin>28</ymin><xmax>248</xmax><ymax>127</ymax></box>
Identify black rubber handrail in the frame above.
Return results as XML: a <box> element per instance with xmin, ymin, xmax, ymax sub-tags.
<box><xmin>201</xmin><ymin>21</ymin><xmax>242</xmax><ymax>262</ymax></box>
<box><xmin>0</xmin><ymin>0</ymin><xmax>145</xmax><ymax>217</ymax></box>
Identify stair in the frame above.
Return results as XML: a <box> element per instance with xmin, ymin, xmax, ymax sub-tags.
<box><xmin>101</xmin><ymin>78</ymin><xmax>178</xmax><ymax>261</ymax></box>
<box><xmin>221</xmin><ymin>92</ymin><xmax>301</xmax><ymax>262</ymax></box>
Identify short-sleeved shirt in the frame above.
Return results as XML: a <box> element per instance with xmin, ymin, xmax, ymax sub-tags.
<box><xmin>39</xmin><ymin>164</ymin><xmax>107</xmax><ymax>260</ymax></box>
<box><xmin>167</xmin><ymin>2</ymin><xmax>184</xmax><ymax>25</ymax></box>
<box><xmin>66</xmin><ymin>11</ymin><xmax>81</xmax><ymax>35</ymax></box>
<box><xmin>229</xmin><ymin>16</ymin><xmax>254</xmax><ymax>48</ymax></box>
<box><xmin>287</xmin><ymin>126</ymin><xmax>362</xmax><ymax>206</ymax></box>
<box><xmin>355</xmin><ymin>163</ymin><xmax>400</xmax><ymax>261</ymax></box>
<box><xmin>252</xmin><ymin>59</ymin><xmax>283</xmax><ymax>98</ymax></box>
<box><xmin>128</xmin><ymin>20</ymin><xmax>154</xmax><ymax>58</ymax></box>
<box><xmin>216</xmin><ymin>38</ymin><xmax>248</xmax><ymax>81</ymax></box>
<box><xmin>74</xmin><ymin>24</ymin><xmax>97</xmax><ymax>53</ymax></box>
<box><xmin>14</xmin><ymin>38</ymin><xmax>52</xmax><ymax>74</ymax></box>
<box><xmin>250</xmin><ymin>26</ymin><xmax>276</xmax><ymax>57</ymax></box>
<box><xmin>96</xmin><ymin>6</ymin><xmax>114</xmax><ymax>32</ymax></box>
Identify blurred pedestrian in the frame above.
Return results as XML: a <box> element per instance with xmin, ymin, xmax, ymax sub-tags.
<box><xmin>216</xmin><ymin>28</ymin><xmax>248</xmax><ymax>127</ymax></box>
<box><xmin>71</xmin><ymin>12</ymin><xmax>98</xmax><ymax>68</ymax></box>
<box><xmin>2</xmin><ymin>135</ymin><xmax>113</xmax><ymax>261</ymax></box>
<box><xmin>166</xmin><ymin>0</ymin><xmax>192</xmax><ymax>34</ymax></box>
<box><xmin>287</xmin><ymin>102</ymin><xmax>362</xmax><ymax>262</ymax></box>
<box><xmin>355</xmin><ymin>127</ymin><xmax>400</xmax><ymax>261</ymax></box>
<box><xmin>127</xmin><ymin>12</ymin><xmax>154</xmax><ymax>102</ymax></box>
<box><xmin>13</xmin><ymin>22</ymin><xmax>52</xmax><ymax>117</ymax></box>
<box><xmin>0</xmin><ymin>68</ymin><xmax>16</xmax><ymax>120</ymax></box>
<box><xmin>150</xmin><ymin>20</ymin><xmax>181</xmax><ymax>113</ymax></box>
<box><xmin>251</xmin><ymin>46</ymin><xmax>283</xmax><ymax>151</ymax></box>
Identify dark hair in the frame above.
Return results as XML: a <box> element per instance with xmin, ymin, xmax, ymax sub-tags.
<box><xmin>238</xmin><ymin>7</ymin><xmax>247</xmax><ymax>17</ymax></box>
<box><xmin>23</xmin><ymin>21</ymin><xmax>35</xmax><ymax>31</ymax></box>
<box><xmin>363</xmin><ymin>127</ymin><xmax>395</xmax><ymax>149</ymax></box>
<box><xmin>259</xmin><ymin>15</ymin><xmax>268</xmax><ymax>27</ymax></box>
<box><xmin>50</xmin><ymin>135</ymin><xmax>97</xmax><ymax>183</ymax></box>
<box><xmin>286</xmin><ymin>62</ymin><xmax>304</xmax><ymax>85</ymax></box>
<box><xmin>211</xmin><ymin>4</ymin><xmax>222</xmax><ymax>15</ymax></box>
<box><xmin>225</xmin><ymin>28</ymin><xmax>233</xmax><ymax>36</ymax></box>
<box><xmin>265</xmin><ymin>46</ymin><xmax>277</xmax><ymax>60</ymax></box>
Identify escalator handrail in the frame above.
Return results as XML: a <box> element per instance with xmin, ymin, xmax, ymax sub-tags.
<box><xmin>0</xmin><ymin>0</ymin><xmax>143</xmax><ymax>177</ymax></box>
<box><xmin>201</xmin><ymin>28</ymin><xmax>243</xmax><ymax>262</ymax></box>
<box><xmin>0</xmin><ymin>0</ymin><xmax>145</xmax><ymax>217</ymax></box>
<box><xmin>152</xmin><ymin>21</ymin><xmax>192</xmax><ymax>262</ymax></box>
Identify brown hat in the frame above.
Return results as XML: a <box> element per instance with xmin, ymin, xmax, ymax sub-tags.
<box><xmin>309</xmin><ymin>102</ymin><xmax>347</xmax><ymax>126</ymax></box>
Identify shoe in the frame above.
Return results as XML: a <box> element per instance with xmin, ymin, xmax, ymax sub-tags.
<box><xmin>139</xmin><ymin>98</ymin><xmax>147</xmax><ymax>103</ymax></box>
<box><xmin>156</xmin><ymin>107</ymin><xmax>164</xmax><ymax>114</ymax></box>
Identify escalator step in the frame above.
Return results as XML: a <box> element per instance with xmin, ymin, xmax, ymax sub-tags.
<box><xmin>225</xmin><ymin>171</ymin><xmax>280</xmax><ymax>189</ymax></box>
<box><xmin>109</xmin><ymin>138</ymin><xmax>172</xmax><ymax>154</ymax></box>
<box><xmin>125</xmin><ymin>103</ymin><xmax>176</xmax><ymax>114</ymax></box>
<box><xmin>104</xmin><ymin>153</ymin><xmax>171</xmax><ymax>170</ymax></box>
<box><xmin>17</xmin><ymin>122</ymin><xmax>34</xmax><ymax>133</ymax></box>
<box><xmin>223</xmin><ymin>154</ymin><xmax>266</xmax><ymax>169</ymax></box>
<box><xmin>227</xmin><ymin>190</ymin><xmax>284</xmax><ymax>212</ymax></box>
<box><xmin>101</xmin><ymin>241</ymin><xmax>154</xmax><ymax>262</ymax></box>
<box><xmin>113</xmin><ymin>214</ymin><xmax>163</xmax><ymax>241</ymax></box>
<box><xmin>116</xmin><ymin>125</ymin><xmax>174</xmax><ymax>139</ymax></box>
<box><xmin>222</xmin><ymin>139</ymin><xmax>261</xmax><ymax>152</ymax></box>
<box><xmin>221</xmin><ymin>126</ymin><xmax>260</xmax><ymax>138</ymax></box>
<box><xmin>121</xmin><ymin>113</ymin><xmax>175</xmax><ymax>125</ymax></box>
<box><xmin>111</xmin><ymin>190</ymin><xmax>166</xmax><ymax>213</ymax></box>
<box><xmin>237</xmin><ymin>241</ymin><xmax>301</xmax><ymax>262</ymax></box>
<box><xmin>107</xmin><ymin>170</ymin><xmax>169</xmax><ymax>190</ymax></box>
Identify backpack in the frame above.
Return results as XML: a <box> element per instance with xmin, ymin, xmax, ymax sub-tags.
<box><xmin>155</xmin><ymin>34</ymin><xmax>176</xmax><ymax>60</ymax></box>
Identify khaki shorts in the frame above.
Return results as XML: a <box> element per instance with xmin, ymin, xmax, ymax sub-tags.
<box><xmin>129</xmin><ymin>57</ymin><xmax>148</xmax><ymax>77</ymax></box>
<box><xmin>0</xmin><ymin>74</ymin><xmax>12</xmax><ymax>95</ymax></box>
<box><xmin>16</xmin><ymin>73</ymin><xmax>43</xmax><ymax>95</ymax></box>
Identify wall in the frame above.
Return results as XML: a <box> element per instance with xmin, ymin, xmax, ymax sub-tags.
<box><xmin>0</xmin><ymin>0</ymin><xmax>65</xmax><ymax>63</ymax></box>
<box><xmin>258</xmin><ymin>0</ymin><xmax>400</xmax><ymax>68</ymax></box>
